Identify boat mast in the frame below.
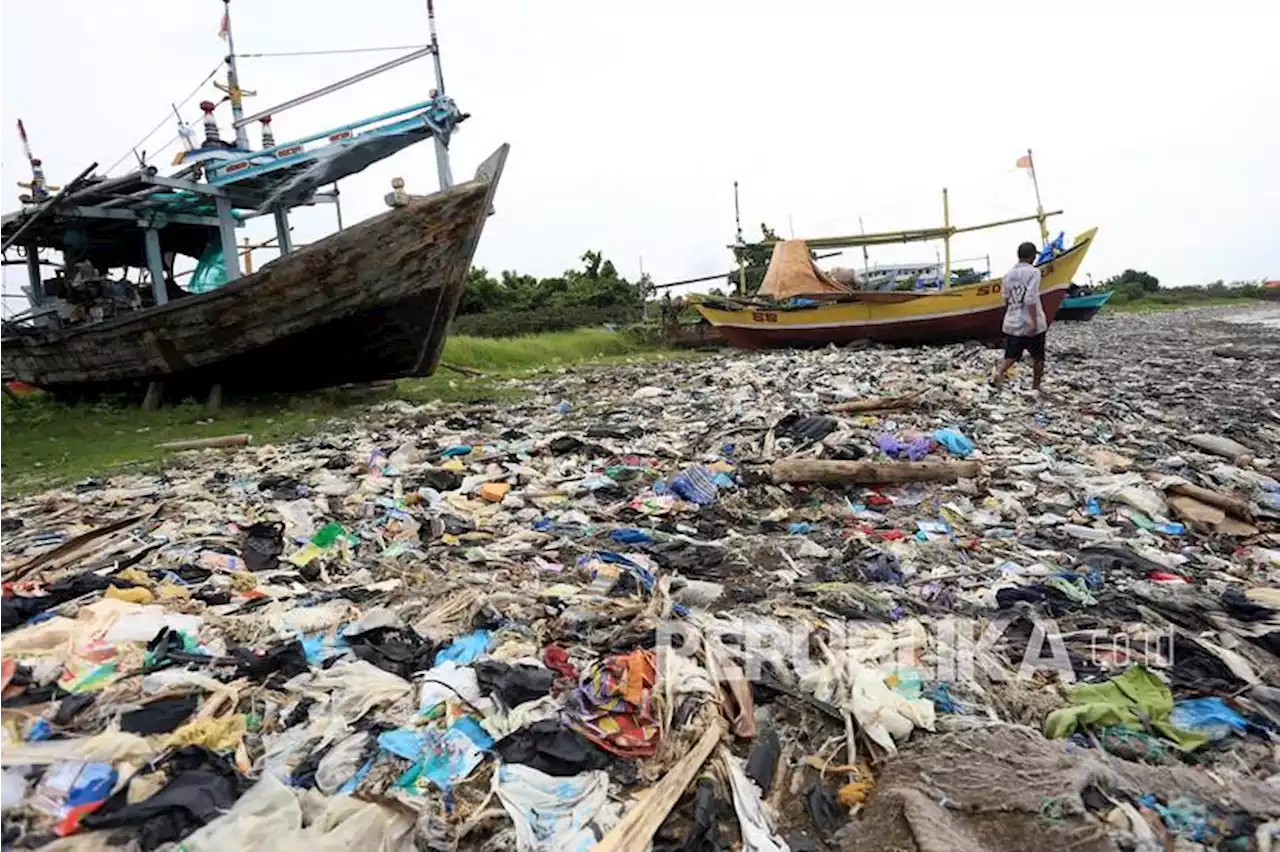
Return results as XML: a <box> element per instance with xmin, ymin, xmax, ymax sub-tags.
<box><xmin>218</xmin><ymin>0</ymin><xmax>252</xmax><ymax>150</ymax></box>
<box><xmin>426</xmin><ymin>0</ymin><xmax>454</xmax><ymax>189</ymax></box>
<box><xmin>942</xmin><ymin>187</ymin><xmax>951</xmax><ymax>288</ymax></box>
<box><xmin>858</xmin><ymin>217</ymin><xmax>870</xmax><ymax>274</ymax></box>
<box><xmin>1025</xmin><ymin>148</ymin><xmax>1049</xmax><ymax>246</ymax></box>
<box><xmin>733</xmin><ymin>181</ymin><xmax>746</xmax><ymax>296</ymax></box>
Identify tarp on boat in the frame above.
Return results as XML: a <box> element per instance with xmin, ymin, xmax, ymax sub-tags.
<box><xmin>759</xmin><ymin>240</ymin><xmax>850</xmax><ymax>300</ymax></box>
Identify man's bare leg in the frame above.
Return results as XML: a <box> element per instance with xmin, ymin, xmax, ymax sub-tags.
<box><xmin>1031</xmin><ymin>357</ymin><xmax>1045</xmax><ymax>391</ymax></box>
<box><xmin>991</xmin><ymin>358</ymin><xmax>1016</xmax><ymax>387</ymax></box>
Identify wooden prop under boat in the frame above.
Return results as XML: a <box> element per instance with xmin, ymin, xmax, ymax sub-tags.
<box><xmin>695</xmin><ymin>227</ymin><xmax>1097</xmax><ymax>348</ymax></box>
<box><xmin>1056</xmin><ymin>290</ymin><xmax>1113</xmax><ymax>321</ymax></box>
<box><xmin>1</xmin><ymin>145</ymin><xmax>509</xmax><ymax>395</ymax></box>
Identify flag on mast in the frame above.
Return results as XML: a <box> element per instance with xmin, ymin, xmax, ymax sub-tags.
<box><xmin>218</xmin><ymin>10</ymin><xmax>230</xmax><ymax>40</ymax></box>
<box><xmin>1015</xmin><ymin>154</ymin><xmax>1033</xmax><ymax>169</ymax></box>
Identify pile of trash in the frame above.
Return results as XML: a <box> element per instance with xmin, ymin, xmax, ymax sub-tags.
<box><xmin>3</xmin><ymin>307</ymin><xmax>1279</xmax><ymax>851</ymax></box>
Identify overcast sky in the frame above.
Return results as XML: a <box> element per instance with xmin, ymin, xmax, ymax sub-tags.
<box><xmin>3</xmin><ymin>1</ymin><xmax>1278</xmax><ymax>303</ymax></box>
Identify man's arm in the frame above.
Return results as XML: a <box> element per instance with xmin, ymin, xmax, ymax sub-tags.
<box><xmin>1024</xmin><ymin>268</ymin><xmax>1043</xmax><ymax>332</ymax></box>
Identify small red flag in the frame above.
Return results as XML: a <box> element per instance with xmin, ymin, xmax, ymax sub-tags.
<box><xmin>1015</xmin><ymin>154</ymin><xmax>1033</xmax><ymax>169</ymax></box>
<box><xmin>218</xmin><ymin>11</ymin><xmax>229</xmax><ymax>40</ymax></box>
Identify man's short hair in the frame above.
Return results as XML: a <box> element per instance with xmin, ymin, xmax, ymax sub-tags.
<box><xmin>1017</xmin><ymin>242</ymin><xmax>1038</xmax><ymax>262</ymax></box>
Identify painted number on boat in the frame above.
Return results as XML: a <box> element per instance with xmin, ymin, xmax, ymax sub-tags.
<box><xmin>976</xmin><ymin>283</ymin><xmax>1003</xmax><ymax>296</ymax></box>
<box><xmin>752</xmin><ymin>311</ymin><xmax>779</xmax><ymax>322</ymax></box>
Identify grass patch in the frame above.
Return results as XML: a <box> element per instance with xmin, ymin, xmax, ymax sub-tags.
<box><xmin>440</xmin><ymin>327</ymin><xmax>653</xmax><ymax>371</ymax></box>
<box><xmin>1107</xmin><ymin>297</ymin><xmax>1261</xmax><ymax>315</ymax></box>
<box><xmin>1</xmin><ymin>329</ymin><xmax>676</xmax><ymax>497</ymax></box>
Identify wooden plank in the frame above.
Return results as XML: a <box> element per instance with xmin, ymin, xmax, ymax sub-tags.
<box><xmin>594</xmin><ymin>719</ymin><xmax>725</xmax><ymax>852</ymax></box>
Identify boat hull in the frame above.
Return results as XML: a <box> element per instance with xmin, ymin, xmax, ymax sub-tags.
<box><xmin>696</xmin><ymin>228</ymin><xmax>1097</xmax><ymax>348</ymax></box>
<box><xmin>2</xmin><ymin>146</ymin><xmax>509</xmax><ymax>394</ymax></box>
<box><xmin>1056</xmin><ymin>290</ymin><xmax>1113</xmax><ymax>321</ymax></box>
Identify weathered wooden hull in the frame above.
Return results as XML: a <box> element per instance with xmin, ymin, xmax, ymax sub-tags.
<box><xmin>2</xmin><ymin>146</ymin><xmax>509</xmax><ymax>394</ymax></box>
<box><xmin>696</xmin><ymin>228</ymin><xmax>1097</xmax><ymax>348</ymax></box>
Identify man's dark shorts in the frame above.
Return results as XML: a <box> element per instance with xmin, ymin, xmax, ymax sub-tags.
<box><xmin>1004</xmin><ymin>332</ymin><xmax>1046</xmax><ymax>361</ymax></box>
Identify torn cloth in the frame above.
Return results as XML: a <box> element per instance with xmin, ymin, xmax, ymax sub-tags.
<box><xmin>566</xmin><ymin>649</ymin><xmax>659</xmax><ymax>757</ymax></box>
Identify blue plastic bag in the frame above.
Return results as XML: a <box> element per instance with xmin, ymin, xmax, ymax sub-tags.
<box><xmin>434</xmin><ymin>630</ymin><xmax>492</xmax><ymax>665</ymax></box>
<box><xmin>932</xmin><ymin>428</ymin><xmax>974</xmax><ymax>459</ymax></box>
<box><xmin>670</xmin><ymin>465</ymin><xmax>717</xmax><ymax>505</ymax></box>
<box><xmin>1170</xmin><ymin>697</ymin><xmax>1248</xmax><ymax>741</ymax></box>
<box><xmin>611</xmin><ymin>528</ymin><xmax>653</xmax><ymax>544</ymax></box>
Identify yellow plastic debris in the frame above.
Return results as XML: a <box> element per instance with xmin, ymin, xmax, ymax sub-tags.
<box><xmin>155</xmin><ymin>582</ymin><xmax>192</xmax><ymax>600</ymax></box>
<box><xmin>165</xmin><ymin>714</ymin><xmax>248</xmax><ymax>752</ymax></box>
<box><xmin>479</xmin><ymin>482</ymin><xmax>512</xmax><ymax>503</ymax></box>
<box><xmin>105</xmin><ymin>585</ymin><xmax>154</xmax><ymax>605</ymax></box>
<box><xmin>838</xmin><ymin>779</ymin><xmax>874</xmax><ymax>807</ymax></box>
<box><xmin>113</xmin><ymin>567</ymin><xmax>154</xmax><ymax>587</ymax></box>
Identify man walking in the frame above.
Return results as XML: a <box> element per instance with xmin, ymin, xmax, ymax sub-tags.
<box><xmin>991</xmin><ymin>241</ymin><xmax>1048</xmax><ymax>391</ymax></box>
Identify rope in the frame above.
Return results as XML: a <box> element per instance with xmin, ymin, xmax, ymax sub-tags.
<box><xmin>104</xmin><ymin>63</ymin><xmax>223</xmax><ymax>175</ymax></box>
<box><xmin>238</xmin><ymin>44</ymin><xmax>428</xmax><ymax>58</ymax></box>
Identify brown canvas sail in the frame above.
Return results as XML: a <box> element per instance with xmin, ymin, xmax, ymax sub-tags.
<box><xmin>758</xmin><ymin>240</ymin><xmax>850</xmax><ymax>300</ymax></box>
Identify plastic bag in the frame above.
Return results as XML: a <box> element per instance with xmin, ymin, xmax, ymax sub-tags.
<box><xmin>932</xmin><ymin>428</ymin><xmax>975</xmax><ymax>458</ymax></box>
<box><xmin>189</xmin><ymin>241</ymin><xmax>229</xmax><ymax>294</ymax></box>
<box><xmin>1169</xmin><ymin>697</ymin><xmax>1248</xmax><ymax>741</ymax></box>
<box><xmin>316</xmin><ymin>731</ymin><xmax>371</xmax><ymax>795</ymax></box>
<box><xmin>493</xmin><ymin>763</ymin><xmax>618</xmax><ymax>852</ymax></box>
<box><xmin>291</xmin><ymin>660</ymin><xmax>412</xmax><ymax>725</ymax></box>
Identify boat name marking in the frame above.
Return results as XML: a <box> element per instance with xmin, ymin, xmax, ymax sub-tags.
<box><xmin>751</xmin><ymin>311</ymin><xmax>779</xmax><ymax>323</ymax></box>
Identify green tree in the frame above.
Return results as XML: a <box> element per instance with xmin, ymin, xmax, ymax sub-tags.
<box><xmin>1102</xmin><ymin>269</ymin><xmax>1160</xmax><ymax>293</ymax></box>
<box><xmin>728</xmin><ymin>223</ymin><xmax>780</xmax><ymax>295</ymax></box>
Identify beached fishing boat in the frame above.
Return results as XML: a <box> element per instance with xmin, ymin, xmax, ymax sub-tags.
<box><xmin>695</xmin><ymin>228</ymin><xmax>1097</xmax><ymax>347</ymax></box>
<box><xmin>699</xmin><ymin>150</ymin><xmax>1096</xmax><ymax>348</ymax></box>
<box><xmin>1</xmin><ymin>0</ymin><xmax>504</xmax><ymax>399</ymax></box>
<box><xmin>1056</xmin><ymin>290</ymin><xmax>1113</xmax><ymax>321</ymax></box>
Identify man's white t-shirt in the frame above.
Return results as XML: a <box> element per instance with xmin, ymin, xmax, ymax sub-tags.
<box><xmin>1001</xmin><ymin>262</ymin><xmax>1046</xmax><ymax>337</ymax></box>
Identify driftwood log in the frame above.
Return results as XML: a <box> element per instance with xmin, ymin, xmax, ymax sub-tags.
<box><xmin>156</xmin><ymin>433</ymin><xmax>252</xmax><ymax>451</ymax></box>
<box><xmin>1165</xmin><ymin>481</ymin><xmax>1253</xmax><ymax>520</ymax></box>
<box><xmin>831</xmin><ymin>391</ymin><xmax>924</xmax><ymax>413</ymax></box>
<box><xmin>1180</xmin><ymin>433</ymin><xmax>1255</xmax><ymax>468</ymax></box>
<box><xmin>771</xmin><ymin>458</ymin><xmax>980</xmax><ymax>485</ymax></box>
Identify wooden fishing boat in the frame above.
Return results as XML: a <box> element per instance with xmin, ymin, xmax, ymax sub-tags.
<box><xmin>1056</xmin><ymin>290</ymin><xmax>1113</xmax><ymax>321</ymax></box>
<box><xmin>0</xmin><ymin>0</ymin><xmax>505</xmax><ymax>399</ymax></box>
<box><xmin>2</xmin><ymin>148</ymin><xmax>508</xmax><ymax>394</ymax></box>
<box><xmin>695</xmin><ymin>228</ymin><xmax>1097</xmax><ymax>348</ymax></box>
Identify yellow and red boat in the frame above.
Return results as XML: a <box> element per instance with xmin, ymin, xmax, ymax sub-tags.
<box><xmin>696</xmin><ymin>227</ymin><xmax>1097</xmax><ymax>348</ymax></box>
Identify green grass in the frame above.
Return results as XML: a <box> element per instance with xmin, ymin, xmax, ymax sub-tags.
<box><xmin>1107</xmin><ymin>297</ymin><xmax>1261</xmax><ymax>315</ymax></box>
<box><xmin>1</xmin><ymin>329</ymin><xmax>674</xmax><ymax>497</ymax></box>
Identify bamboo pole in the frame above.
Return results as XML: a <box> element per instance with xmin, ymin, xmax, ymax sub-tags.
<box><xmin>771</xmin><ymin>458</ymin><xmax>980</xmax><ymax>485</ymax></box>
<box><xmin>738</xmin><ymin>209</ymin><xmax>1064</xmax><ymax>251</ymax></box>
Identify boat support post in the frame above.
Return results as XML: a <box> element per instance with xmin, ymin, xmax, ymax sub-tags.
<box><xmin>272</xmin><ymin>206</ymin><xmax>293</xmax><ymax>255</ymax></box>
<box><xmin>24</xmin><ymin>244</ymin><xmax>44</xmax><ymax>305</ymax></box>
<box><xmin>143</xmin><ymin>228</ymin><xmax>167</xmax><ymax>306</ymax></box>
<box><xmin>215</xmin><ymin>197</ymin><xmax>242</xmax><ymax>280</ymax></box>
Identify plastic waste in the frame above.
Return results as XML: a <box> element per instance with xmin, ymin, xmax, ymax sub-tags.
<box><xmin>316</xmin><ymin>731</ymin><xmax>372</xmax><ymax>794</ymax></box>
<box><xmin>670</xmin><ymin>465</ymin><xmax>718</xmax><ymax>505</ymax></box>
<box><xmin>493</xmin><ymin>763</ymin><xmax>618</xmax><ymax>852</ymax></box>
<box><xmin>1169</xmin><ymin>697</ymin><xmax>1249</xmax><ymax>741</ymax></box>
<box><xmin>932</xmin><ymin>427</ymin><xmax>974</xmax><ymax>458</ymax></box>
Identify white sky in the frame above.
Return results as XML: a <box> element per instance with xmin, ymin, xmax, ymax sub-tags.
<box><xmin>3</xmin><ymin>0</ymin><xmax>1278</xmax><ymax>305</ymax></box>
